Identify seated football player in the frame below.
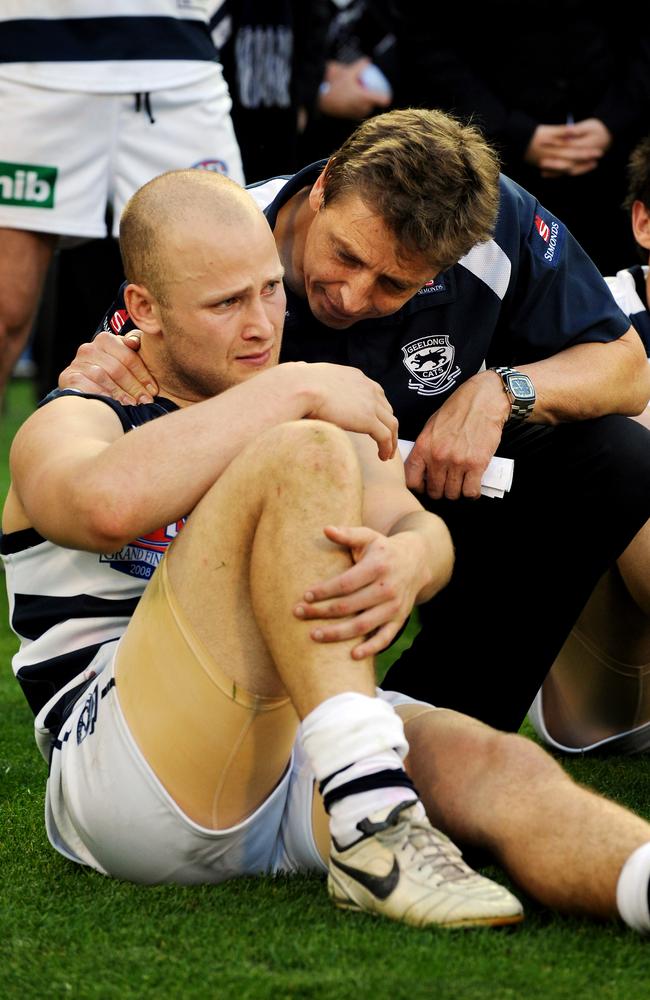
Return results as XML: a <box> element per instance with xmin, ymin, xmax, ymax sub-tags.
<box><xmin>5</xmin><ymin>169</ymin><xmax>650</xmax><ymax>935</ymax></box>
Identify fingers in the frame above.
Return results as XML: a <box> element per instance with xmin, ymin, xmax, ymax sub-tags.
<box><xmin>294</xmin><ymin>577</ymin><xmax>395</xmax><ymax>625</ymax></box>
<box><xmin>351</xmin><ymin>622</ymin><xmax>400</xmax><ymax>660</ymax></box>
<box><xmin>58</xmin><ymin>332</ymin><xmax>158</xmax><ymax>404</ymax></box>
<box><xmin>295</xmin><ymin>528</ymin><xmax>378</xmax><ymax>607</ymax></box>
<box><xmin>539</xmin><ymin>159</ymin><xmax>599</xmax><ymax>178</ymax></box>
<box><xmin>404</xmin><ymin>450</ymin><xmax>427</xmax><ymax>493</ymax></box>
<box><xmin>298</xmin><ymin>597</ymin><xmax>403</xmax><ymax>658</ymax></box>
<box><xmin>375</xmin><ymin>410</ymin><xmax>398</xmax><ymax>460</ymax></box>
<box><xmin>536</xmin><ymin>154</ymin><xmax>579</xmax><ymax>173</ymax></box>
<box><xmin>314</xmin><ymin>366</ymin><xmax>397</xmax><ymax>458</ymax></box>
<box><xmin>372</xmin><ymin>390</ymin><xmax>398</xmax><ymax>460</ymax></box>
<box><xmin>124</xmin><ymin>331</ymin><xmax>142</xmax><ymax>351</ymax></box>
<box><xmin>293</xmin><ymin>523</ymin><xmax>399</xmax><ymax>623</ymax></box>
<box><xmin>565</xmin><ymin>160</ymin><xmax>599</xmax><ymax>177</ymax></box>
<box><xmin>291</xmin><ymin>520</ymin><xmax>407</xmax><ymax>657</ymax></box>
<box><xmin>459</xmin><ymin>468</ymin><xmax>483</xmax><ymax>500</ymax></box>
<box><xmin>322</xmin><ymin>523</ymin><xmax>373</xmax><ymax>552</ymax></box>
<box><xmin>425</xmin><ymin>465</ymin><xmax>484</xmax><ymax>500</ymax></box>
<box><xmin>406</xmin><ymin>455</ymin><xmax>484</xmax><ymax>500</ymax></box>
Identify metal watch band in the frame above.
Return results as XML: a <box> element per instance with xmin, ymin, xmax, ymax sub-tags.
<box><xmin>489</xmin><ymin>366</ymin><xmax>536</xmax><ymax>422</ymax></box>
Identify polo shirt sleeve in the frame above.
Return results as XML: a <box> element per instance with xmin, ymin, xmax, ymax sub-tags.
<box><xmin>490</xmin><ymin>181</ymin><xmax>631</xmax><ymax>366</ymax></box>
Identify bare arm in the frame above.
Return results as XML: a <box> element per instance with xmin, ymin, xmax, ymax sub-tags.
<box><xmin>517</xmin><ymin>327</ymin><xmax>650</xmax><ymax>422</ymax></box>
<box><xmin>7</xmin><ymin>364</ymin><xmax>398</xmax><ymax>551</ymax></box>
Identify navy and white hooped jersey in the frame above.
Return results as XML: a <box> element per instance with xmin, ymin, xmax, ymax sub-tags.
<box><xmin>100</xmin><ymin>162</ymin><xmax>631</xmax><ymax>442</ymax></box>
<box><xmin>605</xmin><ymin>265</ymin><xmax>650</xmax><ymax>357</ymax></box>
<box><xmin>1</xmin><ymin>391</ymin><xmax>181</xmax><ymax>748</ymax></box>
<box><xmin>0</xmin><ymin>1</ymin><xmax>229</xmax><ymax>93</ymax></box>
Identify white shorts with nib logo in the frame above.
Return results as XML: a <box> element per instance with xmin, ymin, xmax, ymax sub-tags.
<box><xmin>0</xmin><ymin>69</ymin><xmax>244</xmax><ymax>243</ymax></box>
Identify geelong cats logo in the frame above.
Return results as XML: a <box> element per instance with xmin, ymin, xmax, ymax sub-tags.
<box><xmin>402</xmin><ymin>335</ymin><xmax>461</xmax><ymax>396</ymax></box>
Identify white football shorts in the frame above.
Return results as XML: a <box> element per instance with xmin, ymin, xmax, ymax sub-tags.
<box><xmin>0</xmin><ymin>69</ymin><xmax>244</xmax><ymax>242</ymax></box>
<box><xmin>45</xmin><ymin>641</ymin><xmax>430</xmax><ymax>885</ymax></box>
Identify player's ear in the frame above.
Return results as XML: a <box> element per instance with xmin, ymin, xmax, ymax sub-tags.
<box><xmin>123</xmin><ymin>284</ymin><xmax>163</xmax><ymax>335</ymax></box>
<box><xmin>308</xmin><ymin>168</ymin><xmax>328</xmax><ymax>212</ymax></box>
<box><xmin>631</xmin><ymin>200</ymin><xmax>650</xmax><ymax>251</ymax></box>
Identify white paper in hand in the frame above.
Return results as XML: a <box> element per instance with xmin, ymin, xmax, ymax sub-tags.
<box><xmin>397</xmin><ymin>440</ymin><xmax>514</xmax><ymax>499</ymax></box>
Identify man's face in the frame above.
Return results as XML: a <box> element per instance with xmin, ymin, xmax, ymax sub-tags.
<box><xmin>302</xmin><ymin>185</ymin><xmax>438</xmax><ymax>330</ymax></box>
<box><xmin>156</xmin><ymin>210</ymin><xmax>286</xmax><ymax>400</ymax></box>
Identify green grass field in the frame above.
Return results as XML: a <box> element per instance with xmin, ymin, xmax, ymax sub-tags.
<box><xmin>1</xmin><ymin>380</ymin><xmax>650</xmax><ymax>999</ymax></box>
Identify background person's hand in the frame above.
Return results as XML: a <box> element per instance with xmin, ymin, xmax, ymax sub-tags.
<box><xmin>525</xmin><ymin>120</ymin><xmax>611</xmax><ymax>178</ymax></box>
<box><xmin>318</xmin><ymin>57</ymin><xmax>392</xmax><ymax>120</ymax></box>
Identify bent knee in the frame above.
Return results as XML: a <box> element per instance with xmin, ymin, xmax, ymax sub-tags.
<box><xmin>254</xmin><ymin>420</ymin><xmax>360</xmax><ymax>486</ymax></box>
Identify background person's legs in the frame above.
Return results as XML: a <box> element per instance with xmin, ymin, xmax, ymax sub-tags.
<box><xmin>619</xmin><ymin>518</ymin><xmax>650</xmax><ymax>616</ymax></box>
<box><xmin>0</xmin><ymin>228</ymin><xmax>55</xmax><ymax>401</ymax></box>
<box><xmin>533</xmin><ymin>565</ymin><xmax>650</xmax><ymax>752</ymax></box>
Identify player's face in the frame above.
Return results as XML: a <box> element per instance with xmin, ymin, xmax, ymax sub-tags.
<box><xmin>302</xmin><ymin>186</ymin><xmax>437</xmax><ymax>330</ymax></box>
<box><xmin>158</xmin><ymin>211</ymin><xmax>286</xmax><ymax>399</ymax></box>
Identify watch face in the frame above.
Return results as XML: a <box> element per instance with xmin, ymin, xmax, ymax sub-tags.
<box><xmin>508</xmin><ymin>374</ymin><xmax>535</xmax><ymax>400</ymax></box>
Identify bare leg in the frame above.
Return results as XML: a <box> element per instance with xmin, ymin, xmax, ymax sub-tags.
<box><xmin>618</xmin><ymin>518</ymin><xmax>650</xmax><ymax>615</ymax></box>
<box><xmin>539</xmin><ymin>566</ymin><xmax>650</xmax><ymax>749</ymax></box>
<box><xmin>0</xmin><ymin>228</ymin><xmax>56</xmax><ymax>400</ymax></box>
<box><xmin>117</xmin><ymin>420</ymin><xmax>375</xmax><ymax>828</ymax></box>
<box><xmin>401</xmin><ymin>708</ymin><xmax>650</xmax><ymax>918</ymax></box>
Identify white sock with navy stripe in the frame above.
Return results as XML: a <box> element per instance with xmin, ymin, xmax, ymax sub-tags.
<box><xmin>300</xmin><ymin>692</ymin><xmax>421</xmax><ymax>847</ymax></box>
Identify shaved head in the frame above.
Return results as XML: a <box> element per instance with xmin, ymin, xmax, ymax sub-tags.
<box><xmin>119</xmin><ymin>169</ymin><xmax>259</xmax><ymax>305</ymax></box>
<box><xmin>118</xmin><ymin>168</ymin><xmax>285</xmax><ymax>405</ymax></box>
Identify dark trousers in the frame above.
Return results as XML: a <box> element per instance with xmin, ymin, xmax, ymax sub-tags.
<box><xmin>384</xmin><ymin>415</ymin><xmax>650</xmax><ymax>731</ymax></box>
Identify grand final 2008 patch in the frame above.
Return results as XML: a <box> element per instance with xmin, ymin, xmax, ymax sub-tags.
<box><xmin>402</xmin><ymin>335</ymin><xmax>461</xmax><ymax>397</ymax></box>
<box><xmin>100</xmin><ymin>520</ymin><xmax>186</xmax><ymax>581</ymax></box>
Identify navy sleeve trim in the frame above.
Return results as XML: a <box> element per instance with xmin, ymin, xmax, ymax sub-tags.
<box><xmin>0</xmin><ymin>527</ymin><xmax>46</xmax><ymax>555</ymax></box>
<box><xmin>38</xmin><ymin>389</ymin><xmax>179</xmax><ymax>431</ymax></box>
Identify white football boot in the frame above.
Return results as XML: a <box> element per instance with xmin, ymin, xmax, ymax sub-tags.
<box><xmin>328</xmin><ymin>800</ymin><xmax>524</xmax><ymax>929</ymax></box>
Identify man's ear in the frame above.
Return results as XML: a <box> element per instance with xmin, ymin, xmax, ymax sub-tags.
<box><xmin>123</xmin><ymin>284</ymin><xmax>163</xmax><ymax>334</ymax></box>
<box><xmin>631</xmin><ymin>200</ymin><xmax>650</xmax><ymax>252</ymax></box>
<box><xmin>308</xmin><ymin>167</ymin><xmax>328</xmax><ymax>212</ymax></box>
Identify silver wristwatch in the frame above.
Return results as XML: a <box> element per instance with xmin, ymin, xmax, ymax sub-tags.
<box><xmin>488</xmin><ymin>366</ymin><xmax>536</xmax><ymax>422</ymax></box>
